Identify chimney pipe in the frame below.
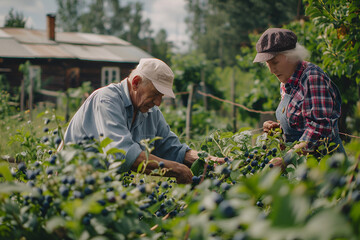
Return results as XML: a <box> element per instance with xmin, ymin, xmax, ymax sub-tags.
<box><xmin>46</xmin><ymin>13</ymin><xmax>56</xmax><ymax>41</ymax></box>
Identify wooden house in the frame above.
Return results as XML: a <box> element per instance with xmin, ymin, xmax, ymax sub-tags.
<box><xmin>0</xmin><ymin>14</ymin><xmax>152</xmax><ymax>103</ymax></box>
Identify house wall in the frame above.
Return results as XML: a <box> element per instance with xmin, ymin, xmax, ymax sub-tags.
<box><xmin>0</xmin><ymin>58</ymin><xmax>137</xmax><ymax>91</ymax></box>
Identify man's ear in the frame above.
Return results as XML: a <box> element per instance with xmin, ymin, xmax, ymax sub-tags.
<box><xmin>131</xmin><ymin>75</ymin><xmax>142</xmax><ymax>90</ymax></box>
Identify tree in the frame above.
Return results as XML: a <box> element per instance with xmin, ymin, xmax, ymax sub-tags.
<box><xmin>304</xmin><ymin>0</ymin><xmax>360</xmax><ymax>137</ymax></box>
<box><xmin>185</xmin><ymin>0</ymin><xmax>302</xmax><ymax>66</ymax></box>
<box><xmin>4</xmin><ymin>8</ymin><xmax>26</xmax><ymax>28</ymax></box>
<box><xmin>55</xmin><ymin>0</ymin><xmax>172</xmax><ymax>60</ymax></box>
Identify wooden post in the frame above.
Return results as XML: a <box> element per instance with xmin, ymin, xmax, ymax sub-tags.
<box><xmin>29</xmin><ymin>75</ymin><xmax>33</xmax><ymax>121</ymax></box>
<box><xmin>200</xmin><ymin>68</ymin><xmax>208</xmax><ymax>110</ymax></box>
<box><xmin>231</xmin><ymin>68</ymin><xmax>236</xmax><ymax>132</ymax></box>
<box><xmin>186</xmin><ymin>84</ymin><xmax>195</xmax><ymax>141</ymax></box>
<box><xmin>66</xmin><ymin>91</ymin><xmax>70</xmax><ymax>122</ymax></box>
<box><xmin>20</xmin><ymin>79</ymin><xmax>25</xmax><ymax>112</ymax></box>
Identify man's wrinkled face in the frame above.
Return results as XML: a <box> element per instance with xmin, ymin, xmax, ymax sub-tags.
<box><xmin>134</xmin><ymin>79</ymin><xmax>164</xmax><ymax>113</ymax></box>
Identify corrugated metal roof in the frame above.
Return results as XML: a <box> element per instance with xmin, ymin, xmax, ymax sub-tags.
<box><xmin>0</xmin><ymin>28</ymin><xmax>152</xmax><ymax>62</ymax></box>
<box><xmin>23</xmin><ymin>44</ymin><xmax>74</xmax><ymax>58</ymax></box>
<box><xmin>0</xmin><ymin>38</ymin><xmax>33</xmax><ymax>58</ymax></box>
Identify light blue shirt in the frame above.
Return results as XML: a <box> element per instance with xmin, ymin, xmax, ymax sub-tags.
<box><xmin>63</xmin><ymin>79</ymin><xmax>189</xmax><ymax>172</ymax></box>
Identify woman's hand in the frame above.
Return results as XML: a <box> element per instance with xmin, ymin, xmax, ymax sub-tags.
<box><xmin>263</xmin><ymin>120</ymin><xmax>280</xmax><ymax>133</ymax></box>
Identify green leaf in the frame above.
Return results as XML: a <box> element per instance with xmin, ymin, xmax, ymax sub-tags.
<box><xmin>106</xmin><ymin>148</ymin><xmax>126</xmax><ymax>155</ymax></box>
<box><xmin>191</xmin><ymin>158</ymin><xmax>205</xmax><ymax>176</ymax></box>
<box><xmin>100</xmin><ymin>137</ymin><xmax>113</xmax><ymax>148</ymax></box>
<box><xmin>0</xmin><ymin>161</ymin><xmax>13</xmax><ymax>181</ymax></box>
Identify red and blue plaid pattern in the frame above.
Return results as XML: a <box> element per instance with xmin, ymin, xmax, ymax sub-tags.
<box><xmin>280</xmin><ymin>61</ymin><xmax>342</xmax><ymax>144</ymax></box>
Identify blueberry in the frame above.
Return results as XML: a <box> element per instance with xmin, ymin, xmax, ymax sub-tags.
<box><xmin>221</xmin><ymin>183</ymin><xmax>231</xmax><ymax>191</ymax></box>
<box><xmin>55</xmin><ymin>137</ymin><xmax>61</xmax><ymax>145</ymax></box>
<box><xmin>244</xmin><ymin>152</ymin><xmax>249</xmax><ymax>157</ymax></box>
<box><xmin>222</xmin><ymin>167</ymin><xmax>230</xmax><ymax>175</ymax></box>
<box><xmin>159</xmin><ymin>161</ymin><xmax>165</xmax><ymax>168</ymax></box>
<box><xmin>262</xmin><ymin>145</ymin><xmax>267</xmax><ymax>150</ymax></box>
<box><xmin>42</xmin><ymin>136</ymin><xmax>49</xmax><ymax>143</ymax></box>
<box><xmin>73</xmin><ymin>190</ymin><xmax>84</xmax><ymax>199</ymax></box>
<box><xmin>251</xmin><ymin>160</ymin><xmax>258</xmax><ymax>167</ymax></box>
<box><xmin>101</xmin><ymin>209</ymin><xmax>108</xmax><ymax>216</ymax></box>
<box><xmin>59</xmin><ymin>185</ymin><xmax>69</xmax><ymax>197</ymax></box>
<box><xmin>107</xmin><ymin>195</ymin><xmax>116</xmax><ymax>203</ymax></box>
<box><xmin>213</xmin><ymin>193</ymin><xmax>223</xmax><ymax>204</ymax></box>
<box><xmin>219</xmin><ymin>200</ymin><xmax>236</xmax><ymax>218</ymax></box>
<box><xmin>260</xmin><ymin>162</ymin><xmax>265</xmax><ymax>168</ymax></box>
<box><xmin>82</xmin><ymin>216</ymin><xmax>91</xmax><ymax>225</ymax></box>
<box><xmin>213</xmin><ymin>179</ymin><xmax>221</xmax><ymax>187</ymax></box>
<box><xmin>18</xmin><ymin>162</ymin><xmax>26</xmax><ymax>172</ymax></box>
<box><xmin>44</xmin><ymin>118</ymin><xmax>50</xmax><ymax>125</ymax></box>
<box><xmin>272</xmin><ymin>148</ymin><xmax>277</xmax><ymax>153</ymax></box>
<box><xmin>48</xmin><ymin>150</ymin><xmax>53</xmax><ymax>155</ymax></box>
<box><xmin>99</xmin><ymin>133</ymin><xmax>104</xmax><ymax>137</ymax></box>
<box><xmin>269</xmin><ymin>163</ymin><xmax>274</xmax><ymax>168</ymax></box>
<box><xmin>104</xmin><ymin>176</ymin><xmax>112</xmax><ymax>182</ymax></box>
<box><xmin>249</xmin><ymin>154</ymin><xmax>254</xmax><ymax>159</ymax></box>
<box><xmin>267</xmin><ymin>150</ymin><xmax>272</xmax><ymax>156</ymax></box>
<box><xmin>44</xmin><ymin>195</ymin><xmax>53</xmax><ymax>203</ymax></box>
<box><xmin>43</xmin><ymin>127</ymin><xmax>49</xmax><ymax>133</ymax></box>
<box><xmin>253</xmin><ymin>150</ymin><xmax>258</xmax><ymax>154</ymax></box>
<box><xmin>161</xmin><ymin>181</ymin><xmax>169</xmax><ymax>189</ymax></box>
<box><xmin>84</xmin><ymin>187</ymin><xmax>92</xmax><ymax>195</ymax></box>
<box><xmin>224</xmin><ymin>157</ymin><xmax>229</xmax><ymax>162</ymax></box>
<box><xmin>97</xmin><ymin>199</ymin><xmax>106</xmax><ymax>206</ymax></box>
<box><xmin>251</xmin><ymin>169</ymin><xmax>256</xmax><ymax>174</ymax></box>
<box><xmin>85</xmin><ymin>176</ymin><xmax>95</xmax><ymax>185</ymax></box>
<box><xmin>264</xmin><ymin>157</ymin><xmax>269</xmax><ymax>164</ymax></box>
<box><xmin>139</xmin><ymin>203</ymin><xmax>150</xmax><ymax>210</ymax></box>
<box><xmin>26</xmin><ymin>171</ymin><xmax>36</xmax><ymax>180</ymax></box>
<box><xmin>46</xmin><ymin>168</ymin><xmax>54</xmax><ymax>175</ymax></box>
<box><xmin>49</xmin><ymin>155</ymin><xmax>56</xmax><ymax>164</ymax></box>
<box><xmin>256</xmin><ymin>201</ymin><xmax>264</xmax><ymax>207</ymax></box>
<box><xmin>247</xmin><ymin>165</ymin><xmax>252</xmax><ymax>171</ymax></box>
<box><xmin>120</xmin><ymin>193</ymin><xmax>127</xmax><ymax>199</ymax></box>
<box><xmin>68</xmin><ymin>176</ymin><xmax>76</xmax><ymax>185</ymax></box>
<box><xmin>138</xmin><ymin>185</ymin><xmax>146</xmax><ymax>193</ymax></box>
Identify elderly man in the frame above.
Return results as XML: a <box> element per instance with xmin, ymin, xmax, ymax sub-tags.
<box><xmin>62</xmin><ymin>58</ymin><xmax>222</xmax><ymax>183</ymax></box>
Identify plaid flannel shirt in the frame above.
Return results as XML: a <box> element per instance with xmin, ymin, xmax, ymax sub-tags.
<box><xmin>280</xmin><ymin>61</ymin><xmax>342</xmax><ymax>146</ymax></box>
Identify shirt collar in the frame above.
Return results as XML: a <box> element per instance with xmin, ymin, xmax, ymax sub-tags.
<box><xmin>284</xmin><ymin>61</ymin><xmax>307</xmax><ymax>93</ymax></box>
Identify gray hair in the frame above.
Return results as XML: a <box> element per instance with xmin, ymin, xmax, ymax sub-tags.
<box><xmin>281</xmin><ymin>43</ymin><xmax>310</xmax><ymax>63</ymax></box>
<box><xmin>129</xmin><ymin>69</ymin><xmax>151</xmax><ymax>85</ymax></box>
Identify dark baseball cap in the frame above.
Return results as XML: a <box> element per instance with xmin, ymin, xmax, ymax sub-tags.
<box><xmin>253</xmin><ymin>28</ymin><xmax>297</xmax><ymax>63</ymax></box>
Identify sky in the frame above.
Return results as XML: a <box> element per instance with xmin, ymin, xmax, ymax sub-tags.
<box><xmin>0</xmin><ymin>0</ymin><xmax>190</xmax><ymax>52</ymax></box>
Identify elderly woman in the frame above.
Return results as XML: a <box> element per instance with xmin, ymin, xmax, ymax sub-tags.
<box><xmin>253</xmin><ymin>28</ymin><xmax>345</xmax><ymax>164</ymax></box>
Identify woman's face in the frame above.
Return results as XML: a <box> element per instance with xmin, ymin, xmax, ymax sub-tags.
<box><xmin>266</xmin><ymin>54</ymin><xmax>296</xmax><ymax>84</ymax></box>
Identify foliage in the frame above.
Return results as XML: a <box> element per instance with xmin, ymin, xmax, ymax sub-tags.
<box><xmin>4</xmin><ymin>8</ymin><xmax>26</xmax><ymax>28</ymax></box>
<box><xmin>304</xmin><ymin>0</ymin><xmax>360</xmax><ymax>134</ymax></box>
<box><xmin>64</xmin><ymin>81</ymin><xmax>93</xmax><ymax>114</ymax></box>
<box><xmin>185</xmin><ymin>0</ymin><xmax>302</xmax><ymax>66</ymax></box>
<box><xmin>55</xmin><ymin>0</ymin><xmax>171</xmax><ymax>61</ymax></box>
<box><xmin>0</xmin><ymin>112</ymin><xmax>359</xmax><ymax>239</ymax></box>
<box><xmin>171</xmin><ymin>51</ymin><xmax>224</xmax><ymax>108</ymax></box>
<box><xmin>0</xmin><ymin>91</ymin><xmax>18</xmax><ymax>120</ymax></box>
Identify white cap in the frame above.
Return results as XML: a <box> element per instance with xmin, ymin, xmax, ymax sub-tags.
<box><xmin>136</xmin><ymin>58</ymin><xmax>175</xmax><ymax>98</ymax></box>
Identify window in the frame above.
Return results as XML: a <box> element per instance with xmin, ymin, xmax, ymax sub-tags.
<box><xmin>101</xmin><ymin>67</ymin><xmax>120</xmax><ymax>86</ymax></box>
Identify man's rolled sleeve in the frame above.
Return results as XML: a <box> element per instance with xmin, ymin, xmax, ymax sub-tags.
<box><xmin>152</xmin><ymin>110</ymin><xmax>189</xmax><ymax>164</ymax></box>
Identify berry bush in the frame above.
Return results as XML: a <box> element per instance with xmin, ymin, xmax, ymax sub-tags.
<box><xmin>0</xmin><ymin>114</ymin><xmax>359</xmax><ymax>240</ymax></box>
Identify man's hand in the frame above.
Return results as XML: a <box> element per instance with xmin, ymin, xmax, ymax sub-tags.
<box><xmin>263</xmin><ymin>120</ymin><xmax>280</xmax><ymax>133</ymax></box>
<box><xmin>131</xmin><ymin>152</ymin><xmax>194</xmax><ymax>184</ymax></box>
<box><xmin>207</xmin><ymin>155</ymin><xmax>226</xmax><ymax>164</ymax></box>
<box><xmin>172</xmin><ymin>163</ymin><xmax>194</xmax><ymax>184</ymax></box>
